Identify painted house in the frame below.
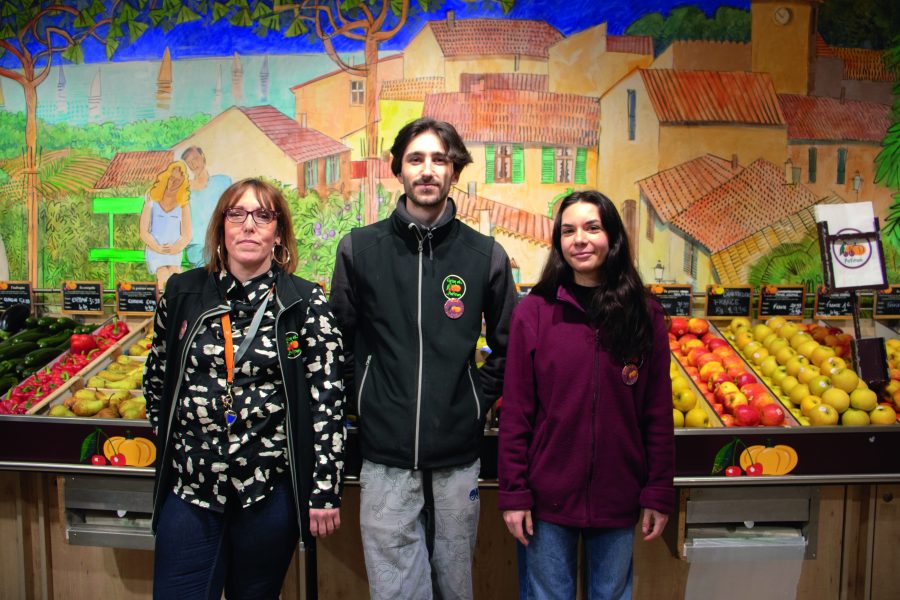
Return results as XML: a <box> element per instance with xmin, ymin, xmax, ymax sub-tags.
<box><xmin>290</xmin><ymin>54</ymin><xmax>404</xmax><ymax>159</ymax></box>
<box><xmin>813</xmin><ymin>34</ymin><xmax>894</xmax><ymax>105</ymax></box>
<box><xmin>172</xmin><ymin>105</ymin><xmax>351</xmax><ymax>197</ymax></box>
<box><xmin>778</xmin><ymin>94</ymin><xmax>892</xmax><ymax>217</ymax></box>
<box><xmin>639</xmin><ymin>157</ymin><xmax>824</xmax><ymax>287</ymax></box>
<box><xmin>548</xmin><ymin>23</ymin><xmax>653</xmax><ymax>97</ymax></box>
<box><xmin>423</xmin><ymin>89</ymin><xmax>600</xmax><ymax>216</ymax></box>
<box><xmin>651</xmin><ymin>40</ymin><xmax>751</xmax><ymax>72</ymax></box>
<box><xmin>402</xmin><ymin>13</ymin><xmax>563</xmax><ymax>91</ymax></box>
<box><xmin>600</xmin><ymin>69</ymin><xmax>788</xmax><ymax>273</ymax></box>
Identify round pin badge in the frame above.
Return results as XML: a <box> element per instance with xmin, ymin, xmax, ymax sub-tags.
<box><xmin>622</xmin><ymin>363</ymin><xmax>639</xmax><ymax>386</ymax></box>
<box><xmin>444</xmin><ymin>298</ymin><xmax>465</xmax><ymax>319</ymax></box>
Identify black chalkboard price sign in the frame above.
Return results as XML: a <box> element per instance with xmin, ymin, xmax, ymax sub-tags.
<box><xmin>116</xmin><ymin>281</ymin><xmax>158</xmax><ymax>317</ymax></box>
<box><xmin>814</xmin><ymin>286</ymin><xmax>852</xmax><ymax>319</ymax></box>
<box><xmin>648</xmin><ymin>284</ymin><xmax>692</xmax><ymax>317</ymax></box>
<box><xmin>705</xmin><ymin>285</ymin><xmax>752</xmax><ymax>319</ymax></box>
<box><xmin>874</xmin><ymin>286</ymin><xmax>900</xmax><ymax>319</ymax></box>
<box><xmin>0</xmin><ymin>281</ymin><xmax>32</xmax><ymax>310</ymax></box>
<box><xmin>61</xmin><ymin>281</ymin><xmax>103</xmax><ymax>315</ymax></box>
<box><xmin>758</xmin><ymin>285</ymin><xmax>805</xmax><ymax>320</ymax></box>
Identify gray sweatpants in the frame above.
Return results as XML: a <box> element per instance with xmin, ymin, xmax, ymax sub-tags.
<box><xmin>360</xmin><ymin>458</ymin><xmax>481</xmax><ymax>600</ymax></box>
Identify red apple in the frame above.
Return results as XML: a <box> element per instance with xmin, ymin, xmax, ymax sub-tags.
<box><xmin>733</xmin><ymin>404</ymin><xmax>761</xmax><ymax>427</ymax></box>
<box><xmin>701</xmin><ymin>332</ymin><xmax>718</xmax><ymax>346</ymax></box>
<box><xmin>724</xmin><ymin>391</ymin><xmax>749</xmax><ymax>413</ymax></box>
<box><xmin>714</xmin><ymin>381</ymin><xmax>740</xmax><ymax>404</ymax></box>
<box><xmin>759</xmin><ymin>403</ymin><xmax>786</xmax><ymax>426</ymax></box>
<box><xmin>669</xmin><ymin>317</ymin><xmax>689</xmax><ymax>337</ymax></box>
<box><xmin>720</xmin><ymin>414</ymin><xmax>736</xmax><ymax>427</ymax></box>
<box><xmin>712</xmin><ymin>402</ymin><xmax>724</xmax><ymax>415</ymax></box>
<box><xmin>688</xmin><ymin>347</ymin><xmax>708</xmax><ymax>367</ymax></box>
<box><xmin>707</xmin><ymin>338</ymin><xmax>730</xmax><ymax>351</ymax></box>
<box><xmin>708</xmin><ymin>371</ymin><xmax>731</xmax><ymax>392</ymax></box>
<box><xmin>740</xmin><ymin>383</ymin><xmax>770</xmax><ymax>403</ymax></box>
<box><xmin>688</xmin><ymin>317</ymin><xmax>710</xmax><ymax>336</ymax></box>
<box><xmin>735</xmin><ymin>372</ymin><xmax>758</xmax><ymax>388</ymax></box>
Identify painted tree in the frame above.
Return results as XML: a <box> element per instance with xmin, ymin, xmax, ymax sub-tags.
<box><xmin>0</xmin><ymin>0</ymin><xmax>203</xmax><ymax>285</ymax></box>
<box><xmin>221</xmin><ymin>0</ymin><xmax>514</xmax><ymax>224</ymax></box>
<box><xmin>876</xmin><ymin>34</ymin><xmax>900</xmax><ymax>252</ymax></box>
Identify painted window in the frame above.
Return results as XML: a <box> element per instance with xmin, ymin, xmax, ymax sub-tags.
<box><xmin>808</xmin><ymin>147</ymin><xmax>817</xmax><ymax>183</ymax></box>
<box><xmin>627</xmin><ymin>89</ymin><xmax>636</xmax><ymax>141</ymax></box>
<box><xmin>622</xmin><ymin>199</ymin><xmax>637</xmax><ymax>259</ymax></box>
<box><xmin>683</xmin><ymin>239</ymin><xmax>697</xmax><ymax>279</ymax></box>
<box><xmin>305</xmin><ymin>159</ymin><xmax>318</xmax><ymax>189</ymax></box>
<box><xmin>574</xmin><ymin>148</ymin><xmax>587</xmax><ymax>184</ymax></box>
<box><xmin>555</xmin><ymin>147</ymin><xmax>573</xmax><ymax>183</ymax></box>
<box><xmin>837</xmin><ymin>147</ymin><xmax>847</xmax><ymax>184</ymax></box>
<box><xmin>542</xmin><ymin>147</ymin><xmax>587</xmax><ymax>184</ymax></box>
<box><xmin>325</xmin><ymin>155</ymin><xmax>340</xmax><ymax>185</ymax></box>
<box><xmin>350</xmin><ymin>80</ymin><xmax>364</xmax><ymax>105</ymax></box>
<box><xmin>486</xmin><ymin>144</ymin><xmax>523</xmax><ymax>184</ymax></box>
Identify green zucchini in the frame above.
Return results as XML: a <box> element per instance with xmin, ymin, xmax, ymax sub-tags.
<box><xmin>47</xmin><ymin>317</ymin><xmax>78</xmax><ymax>333</ymax></box>
<box><xmin>23</xmin><ymin>347</ymin><xmax>64</xmax><ymax>368</ymax></box>
<box><xmin>0</xmin><ymin>341</ymin><xmax>39</xmax><ymax>362</ymax></box>
<box><xmin>0</xmin><ymin>374</ymin><xmax>17</xmax><ymax>396</ymax></box>
<box><xmin>37</xmin><ymin>330</ymin><xmax>75</xmax><ymax>348</ymax></box>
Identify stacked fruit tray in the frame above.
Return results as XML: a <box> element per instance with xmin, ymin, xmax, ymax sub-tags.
<box><xmin>719</xmin><ymin>317</ymin><xmax>895</xmax><ymax>426</ymax></box>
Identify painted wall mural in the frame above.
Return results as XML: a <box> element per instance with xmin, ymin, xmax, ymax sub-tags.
<box><xmin>0</xmin><ymin>0</ymin><xmax>897</xmax><ymax>293</ymax></box>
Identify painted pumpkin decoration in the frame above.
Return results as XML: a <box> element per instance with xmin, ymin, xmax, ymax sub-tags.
<box><xmin>739</xmin><ymin>443</ymin><xmax>798</xmax><ymax>475</ymax></box>
<box><xmin>103</xmin><ymin>435</ymin><xmax>157</xmax><ymax>467</ymax></box>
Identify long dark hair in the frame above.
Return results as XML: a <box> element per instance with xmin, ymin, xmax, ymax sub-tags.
<box><xmin>533</xmin><ymin>190</ymin><xmax>653</xmax><ymax>359</ymax></box>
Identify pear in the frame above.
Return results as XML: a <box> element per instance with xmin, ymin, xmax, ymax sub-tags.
<box><xmin>48</xmin><ymin>405</ymin><xmax>76</xmax><ymax>417</ymax></box>
<box><xmin>87</xmin><ymin>376</ymin><xmax>107</xmax><ymax>388</ymax></box>
<box><xmin>100</xmin><ymin>370</ymin><xmax>127</xmax><ymax>381</ymax></box>
<box><xmin>106</xmin><ymin>376</ymin><xmax>141</xmax><ymax>390</ymax></box>
<box><xmin>108</xmin><ymin>391</ymin><xmax>132</xmax><ymax>410</ymax></box>
<box><xmin>74</xmin><ymin>388</ymin><xmax>99</xmax><ymax>401</ymax></box>
<box><xmin>73</xmin><ymin>397</ymin><xmax>108</xmax><ymax>417</ymax></box>
<box><xmin>95</xmin><ymin>407</ymin><xmax>120</xmax><ymax>419</ymax></box>
<box><xmin>116</xmin><ymin>355</ymin><xmax>134</xmax><ymax>366</ymax></box>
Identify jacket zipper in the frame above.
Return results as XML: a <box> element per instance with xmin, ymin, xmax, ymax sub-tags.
<box><xmin>357</xmin><ymin>354</ymin><xmax>372</xmax><ymax>417</ymax></box>
<box><xmin>412</xmin><ymin>225</ymin><xmax>425</xmax><ymax>470</ymax></box>
<box><xmin>275</xmin><ymin>295</ymin><xmax>306</xmax><ymax>534</ymax></box>
<box><xmin>151</xmin><ymin>303</ymin><xmax>229</xmax><ymax>528</ymax></box>
<box><xmin>466</xmin><ymin>362</ymin><xmax>481</xmax><ymax>421</ymax></box>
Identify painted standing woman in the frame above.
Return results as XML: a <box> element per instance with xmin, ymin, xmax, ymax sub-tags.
<box><xmin>498</xmin><ymin>190</ymin><xmax>675</xmax><ymax>600</ymax></box>
<box><xmin>140</xmin><ymin>160</ymin><xmax>192</xmax><ymax>290</ymax></box>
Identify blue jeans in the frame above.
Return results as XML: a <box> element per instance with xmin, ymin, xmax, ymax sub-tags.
<box><xmin>523</xmin><ymin>519</ymin><xmax>634</xmax><ymax>600</ymax></box>
<box><xmin>153</xmin><ymin>478</ymin><xmax>300</xmax><ymax>600</ymax></box>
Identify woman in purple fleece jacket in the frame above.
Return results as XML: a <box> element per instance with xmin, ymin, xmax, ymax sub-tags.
<box><xmin>498</xmin><ymin>190</ymin><xmax>675</xmax><ymax>600</ymax></box>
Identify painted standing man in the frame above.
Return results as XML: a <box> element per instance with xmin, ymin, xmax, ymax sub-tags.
<box><xmin>330</xmin><ymin>118</ymin><xmax>517</xmax><ymax>600</ymax></box>
<box><xmin>181</xmin><ymin>146</ymin><xmax>233</xmax><ymax>268</ymax></box>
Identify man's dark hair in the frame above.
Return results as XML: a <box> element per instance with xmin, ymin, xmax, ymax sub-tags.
<box><xmin>181</xmin><ymin>146</ymin><xmax>204</xmax><ymax>160</ymax></box>
<box><xmin>390</xmin><ymin>118</ymin><xmax>473</xmax><ymax>177</ymax></box>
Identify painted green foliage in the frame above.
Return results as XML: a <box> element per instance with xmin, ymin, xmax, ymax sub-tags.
<box><xmin>876</xmin><ymin>34</ymin><xmax>900</xmax><ymax>252</ymax></box>
<box><xmin>625</xmin><ymin>6</ymin><xmax>750</xmax><ymax>54</ymax></box>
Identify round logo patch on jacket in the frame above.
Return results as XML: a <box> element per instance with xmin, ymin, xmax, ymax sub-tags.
<box><xmin>442</xmin><ymin>275</ymin><xmax>466</xmax><ymax>319</ymax></box>
<box><xmin>285</xmin><ymin>331</ymin><xmax>301</xmax><ymax>359</ymax></box>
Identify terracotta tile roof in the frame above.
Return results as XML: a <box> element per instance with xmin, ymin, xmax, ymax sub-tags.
<box><xmin>607</xmin><ymin>35</ymin><xmax>653</xmax><ymax>55</ymax></box>
<box><xmin>711</xmin><ymin>196</ymin><xmax>843</xmax><ymax>284</ymax></box>
<box><xmin>778</xmin><ymin>94</ymin><xmax>890</xmax><ymax>143</ymax></box>
<box><xmin>424</xmin><ymin>90</ymin><xmax>600</xmax><ymax>146</ymax></box>
<box><xmin>95</xmin><ymin>151</ymin><xmax>172</xmax><ymax>189</ymax></box>
<box><xmin>238</xmin><ymin>106</ymin><xmax>349</xmax><ymax>163</ymax></box>
<box><xmin>638</xmin><ymin>155</ymin><xmax>742</xmax><ymax>223</ymax></box>
<box><xmin>640</xmin><ymin>69</ymin><xmax>785</xmax><ymax>126</ymax></box>
<box><xmin>459</xmin><ymin>72</ymin><xmax>548</xmax><ymax>93</ymax></box>
<box><xmin>455</xmin><ymin>192</ymin><xmax>551</xmax><ymax>247</ymax></box>
<box><xmin>428</xmin><ymin>19</ymin><xmax>563</xmax><ymax>59</ymax></box>
<box><xmin>670</xmin><ymin>159</ymin><xmax>819</xmax><ymax>253</ymax></box>
<box><xmin>380</xmin><ymin>77</ymin><xmax>445</xmax><ymax>101</ymax></box>
<box><xmin>830</xmin><ymin>47</ymin><xmax>893</xmax><ymax>82</ymax></box>
<box><xmin>816</xmin><ymin>35</ymin><xmax>894</xmax><ymax>82</ymax></box>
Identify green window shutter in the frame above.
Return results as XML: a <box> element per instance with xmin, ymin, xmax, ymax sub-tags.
<box><xmin>485</xmin><ymin>145</ymin><xmax>495</xmax><ymax>184</ymax></box>
<box><xmin>575</xmin><ymin>148</ymin><xmax>587</xmax><ymax>184</ymax></box>
<box><xmin>541</xmin><ymin>147</ymin><xmax>554</xmax><ymax>183</ymax></box>
<box><xmin>512</xmin><ymin>144</ymin><xmax>524</xmax><ymax>184</ymax></box>
<box><xmin>326</xmin><ymin>155</ymin><xmax>332</xmax><ymax>183</ymax></box>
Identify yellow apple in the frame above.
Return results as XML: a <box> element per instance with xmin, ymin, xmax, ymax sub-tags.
<box><xmin>869</xmin><ymin>405</ymin><xmax>897</xmax><ymax>425</ymax></box>
<box><xmin>841</xmin><ymin>408</ymin><xmax>870</xmax><ymax>426</ymax></box>
<box><xmin>780</xmin><ymin>375</ymin><xmax>800</xmax><ymax>395</ymax></box>
<box><xmin>749</xmin><ymin>347</ymin><xmax>770</xmax><ymax>365</ymax></box>
<box><xmin>759</xmin><ymin>355</ymin><xmax>780</xmax><ymax>377</ymax></box>
<box><xmin>810</xmin><ymin>345</ymin><xmax>837</xmax><ymax>367</ymax></box>
<box><xmin>849</xmin><ymin>388</ymin><xmax>878</xmax><ymax>412</ymax></box>
<box><xmin>830</xmin><ymin>368</ymin><xmax>859</xmax><ymax>394</ymax></box>
<box><xmin>729</xmin><ymin>316</ymin><xmax>752</xmax><ymax>333</ymax></box>
<box><xmin>797</xmin><ymin>340</ymin><xmax>821</xmax><ymax>360</ymax></box>
<box><xmin>777</xmin><ymin>322</ymin><xmax>800</xmax><ymax>340</ymax></box>
<box><xmin>752</xmin><ymin>324</ymin><xmax>774</xmax><ymax>342</ymax></box>
<box><xmin>673</xmin><ymin>408</ymin><xmax>685</xmax><ymax>428</ymax></box>
<box><xmin>684</xmin><ymin>407</ymin><xmax>710</xmax><ymax>428</ymax></box>
<box><xmin>775</xmin><ymin>346</ymin><xmax>797</xmax><ymax>366</ymax></box>
<box><xmin>671</xmin><ymin>375</ymin><xmax>691</xmax><ymax>394</ymax></box>
<box><xmin>800</xmin><ymin>394</ymin><xmax>823</xmax><ymax>417</ymax></box>
<box><xmin>767</xmin><ymin>337</ymin><xmax>790</xmax><ymax>355</ymax></box>
<box><xmin>821</xmin><ymin>387</ymin><xmax>850</xmax><ymax>414</ymax></box>
<box><xmin>766</xmin><ymin>316</ymin><xmax>787</xmax><ymax>331</ymax></box>
<box><xmin>807</xmin><ymin>374</ymin><xmax>832</xmax><ymax>396</ymax></box>
<box><xmin>672</xmin><ymin>389</ymin><xmax>698</xmax><ymax>412</ymax></box>
<box><xmin>808</xmin><ymin>403</ymin><xmax>839</xmax><ymax>426</ymax></box>
<box><xmin>796</xmin><ymin>364</ymin><xmax>821</xmax><ymax>385</ymax></box>
<box><xmin>785</xmin><ymin>355</ymin><xmax>810</xmax><ymax>377</ymax></box>
<box><xmin>789</xmin><ymin>332</ymin><xmax>814</xmax><ymax>350</ymax></box>
<box><xmin>770</xmin><ymin>365</ymin><xmax>790</xmax><ymax>386</ymax></box>
<box><xmin>821</xmin><ymin>356</ymin><xmax>847</xmax><ymax>374</ymax></box>
<box><xmin>789</xmin><ymin>383</ymin><xmax>812</xmax><ymax>407</ymax></box>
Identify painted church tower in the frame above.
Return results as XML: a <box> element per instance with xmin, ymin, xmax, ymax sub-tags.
<box><xmin>751</xmin><ymin>0</ymin><xmax>821</xmax><ymax>95</ymax></box>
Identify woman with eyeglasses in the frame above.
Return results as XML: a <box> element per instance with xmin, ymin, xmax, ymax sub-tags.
<box><xmin>144</xmin><ymin>178</ymin><xmax>346</xmax><ymax>599</ymax></box>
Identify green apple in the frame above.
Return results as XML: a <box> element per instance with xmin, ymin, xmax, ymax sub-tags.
<box><xmin>849</xmin><ymin>388</ymin><xmax>878</xmax><ymax>412</ymax></box>
<box><xmin>841</xmin><ymin>408</ymin><xmax>870</xmax><ymax>426</ymax></box>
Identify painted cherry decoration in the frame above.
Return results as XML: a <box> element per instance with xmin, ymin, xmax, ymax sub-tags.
<box><xmin>110</xmin><ymin>454</ymin><xmax>127</xmax><ymax>467</ymax></box>
<box><xmin>91</xmin><ymin>454</ymin><xmax>107</xmax><ymax>466</ymax></box>
<box><xmin>745</xmin><ymin>463</ymin><xmax>764</xmax><ymax>476</ymax></box>
<box><xmin>725</xmin><ymin>465</ymin><xmax>742</xmax><ymax>477</ymax></box>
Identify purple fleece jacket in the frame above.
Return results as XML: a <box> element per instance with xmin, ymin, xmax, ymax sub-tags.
<box><xmin>497</xmin><ymin>285</ymin><xmax>675</xmax><ymax>528</ymax></box>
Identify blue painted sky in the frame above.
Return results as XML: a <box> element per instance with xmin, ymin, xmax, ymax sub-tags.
<box><xmin>12</xmin><ymin>0</ymin><xmax>750</xmax><ymax>64</ymax></box>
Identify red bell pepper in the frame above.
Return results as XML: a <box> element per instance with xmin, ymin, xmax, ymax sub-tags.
<box><xmin>70</xmin><ymin>333</ymin><xmax>98</xmax><ymax>355</ymax></box>
<box><xmin>99</xmin><ymin>320</ymin><xmax>129</xmax><ymax>341</ymax></box>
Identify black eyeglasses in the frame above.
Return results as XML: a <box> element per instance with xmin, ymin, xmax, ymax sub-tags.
<box><xmin>223</xmin><ymin>207</ymin><xmax>279</xmax><ymax>225</ymax></box>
